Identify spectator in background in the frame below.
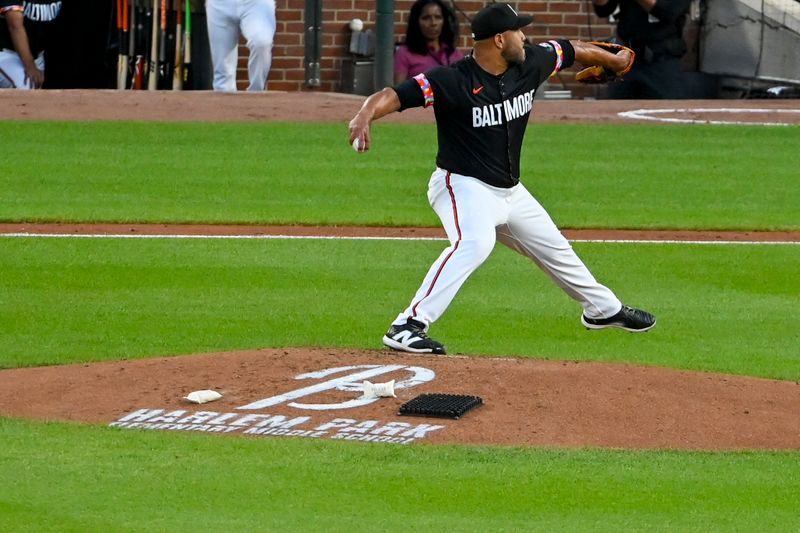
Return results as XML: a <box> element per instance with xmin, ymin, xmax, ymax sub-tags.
<box><xmin>394</xmin><ymin>0</ymin><xmax>462</xmax><ymax>84</ymax></box>
<box><xmin>206</xmin><ymin>0</ymin><xmax>275</xmax><ymax>91</ymax></box>
<box><xmin>0</xmin><ymin>0</ymin><xmax>62</xmax><ymax>89</ymax></box>
<box><xmin>590</xmin><ymin>0</ymin><xmax>691</xmax><ymax>98</ymax></box>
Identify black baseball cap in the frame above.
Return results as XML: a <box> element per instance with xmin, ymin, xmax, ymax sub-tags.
<box><xmin>471</xmin><ymin>3</ymin><xmax>534</xmax><ymax>40</ymax></box>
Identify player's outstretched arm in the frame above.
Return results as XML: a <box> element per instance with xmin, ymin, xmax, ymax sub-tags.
<box><xmin>571</xmin><ymin>40</ymin><xmax>633</xmax><ymax>74</ymax></box>
<box><xmin>348</xmin><ymin>87</ymin><xmax>401</xmax><ymax>153</ymax></box>
<box><xmin>571</xmin><ymin>40</ymin><xmax>635</xmax><ymax>84</ymax></box>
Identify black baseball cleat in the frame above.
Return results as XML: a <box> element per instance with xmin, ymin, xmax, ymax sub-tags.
<box><xmin>382</xmin><ymin>318</ymin><xmax>446</xmax><ymax>354</ymax></box>
<box><xmin>581</xmin><ymin>305</ymin><xmax>656</xmax><ymax>333</ymax></box>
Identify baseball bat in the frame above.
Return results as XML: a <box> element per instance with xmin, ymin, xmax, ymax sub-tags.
<box><xmin>147</xmin><ymin>0</ymin><xmax>159</xmax><ymax>90</ymax></box>
<box><xmin>128</xmin><ymin>0</ymin><xmax>136</xmax><ymax>87</ymax></box>
<box><xmin>158</xmin><ymin>0</ymin><xmax>167</xmax><ymax>88</ymax></box>
<box><xmin>172</xmin><ymin>0</ymin><xmax>183</xmax><ymax>90</ymax></box>
<box><xmin>183</xmin><ymin>0</ymin><xmax>192</xmax><ymax>87</ymax></box>
<box><xmin>116</xmin><ymin>0</ymin><xmax>126</xmax><ymax>89</ymax></box>
<box><xmin>143</xmin><ymin>2</ymin><xmax>151</xmax><ymax>74</ymax></box>
<box><xmin>132</xmin><ymin>0</ymin><xmax>147</xmax><ymax>89</ymax></box>
<box><xmin>134</xmin><ymin>55</ymin><xmax>144</xmax><ymax>89</ymax></box>
<box><xmin>122</xmin><ymin>0</ymin><xmax>129</xmax><ymax>88</ymax></box>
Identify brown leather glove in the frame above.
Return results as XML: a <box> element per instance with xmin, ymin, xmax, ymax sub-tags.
<box><xmin>575</xmin><ymin>42</ymin><xmax>635</xmax><ymax>84</ymax></box>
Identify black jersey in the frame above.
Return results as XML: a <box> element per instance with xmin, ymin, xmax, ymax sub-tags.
<box><xmin>0</xmin><ymin>0</ymin><xmax>62</xmax><ymax>57</ymax></box>
<box><xmin>393</xmin><ymin>40</ymin><xmax>574</xmax><ymax>189</ymax></box>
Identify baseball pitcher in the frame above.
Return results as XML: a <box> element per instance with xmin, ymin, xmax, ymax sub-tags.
<box><xmin>349</xmin><ymin>3</ymin><xmax>655</xmax><ymax>355</ymax></box>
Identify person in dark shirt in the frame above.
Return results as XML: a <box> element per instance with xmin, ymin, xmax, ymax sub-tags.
<box><xmin>0</xmin><ymin>0</ymin><xmax>61</xmax><ymax>89</ymax></box>
<box><xmin>348</xmin><ymin>3</ymin><xmax>656</xmax><ymax>355</ymax></box>
<box><xmin>591</xmin><ymin>0</ymin><xmax>691</xmax><ymax>98</ymax></box>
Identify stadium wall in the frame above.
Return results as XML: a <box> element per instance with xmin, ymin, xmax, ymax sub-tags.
<box><xmin>239</xmin><ymin>0</ymin><xmax>621</xmax><ymax>97</ymax></box>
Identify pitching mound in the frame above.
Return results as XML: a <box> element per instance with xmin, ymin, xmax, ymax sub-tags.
<box><xmin>1</xmin><ymin>347</ymin><xmax>798</xmax><ymax>450</ymax></box>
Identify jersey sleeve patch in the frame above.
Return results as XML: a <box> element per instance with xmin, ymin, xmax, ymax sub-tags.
<box><xmin>538</xmin><ymin>40</ymin><xmax>565</xmax><ymax>78</ymax></box>
<box><xmin>413</xmin><ymin>73</ymin><xmax>434</xmax><ymax>108</ymax></box>
<box><xmin>0</xmin><ymin>5</ymin><xmax>24</xmax><ymax>14</ymax></box>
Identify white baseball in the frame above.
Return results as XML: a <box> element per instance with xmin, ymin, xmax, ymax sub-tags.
<box><xmin>352</xmin><ymin>138</ymin><xmax>362</xmax><ymax>152</ymax></box>
<box><xmin>349</xmin><ymin>18</ymin><xmax>364</xmax><ymax>32</ymax></box>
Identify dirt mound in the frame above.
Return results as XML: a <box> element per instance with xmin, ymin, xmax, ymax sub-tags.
<box><xmin>1</xmin><ymin>348</ymin><xmax>798</xmax><ymax>450</ymax></box>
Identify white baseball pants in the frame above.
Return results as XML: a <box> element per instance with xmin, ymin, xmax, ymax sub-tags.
<box><xmin>0</xmin><ymin>49</ymin><xmax>44</xmax><ymax>89</ymax></box>
<box><xmin>205</xmin><ymin>0</ymin><xmax>275</xmax><ymax>91</ymax></box>
<box><xmin>393</xmin><ymin>168</ymin><xmax>623</xmax><ymax>328</ymax></box>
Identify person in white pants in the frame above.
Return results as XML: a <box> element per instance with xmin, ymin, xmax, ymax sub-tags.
<box><xmin>404</xmin><ymin>168</ymin><xmax>624</xmax><ymax>328</ymax></box>
<box><xmin>205</xmin><ymin>0</ymin><xmax>275</xmax><ymax>91</ymax></box>
<box><xmin>349</xmin><ymin>3</ymin><xmax>656</xmax><ymax>355</ymax></box>
<box><xmin>0</xmin><ymin>48</ymin><xmax>44</xmax><ymax>88</ymax></box>
<box><xmin>0</xmin><ymin>0</ymin><xmax>62</xmax><ymax>89</ymax></box>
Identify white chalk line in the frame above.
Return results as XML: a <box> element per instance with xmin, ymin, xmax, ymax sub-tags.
<box><xmin>618</xmin><ymin>107</ymin><xmax>800</xmax><ymax>126</ymax></box>
<box><xmin>0</xmin><ymin>233</ymin><xmax>797</xmax><ymax>245</ymax></box>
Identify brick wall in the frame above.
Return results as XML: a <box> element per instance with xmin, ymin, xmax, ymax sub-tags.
<box><xmin>240</xmin><ymin>0</ymin><xmax>619</xmax><ymax>96</ymax></box>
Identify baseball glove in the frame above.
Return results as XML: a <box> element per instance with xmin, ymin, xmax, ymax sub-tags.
<box><xmin>575</xmin><ymin>42</ymin><xmax>635</xmax><ymax>84</ymax></box>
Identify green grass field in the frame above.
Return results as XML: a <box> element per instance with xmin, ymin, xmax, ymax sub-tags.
<box><xmin>2</xmin><ymin>237</ymin><xmax>798</xmax><ymax>379</ymax></box>
<box><xmin>0</xmin><ymin>119</ymin><xmax>798</xmax><ymax>531</ymax></box>
<box><xmin>2</xmin><ymin>418</ymin><xmax>798</xmax><ymax>531</ymax></box>
<box><xmin>1</xmin><ymin>121</ymin><xmax>798</xmax><ymax>229</ymax></box>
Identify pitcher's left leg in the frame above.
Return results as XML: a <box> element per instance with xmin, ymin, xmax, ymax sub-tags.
<box><xmin>383</xmin><ymin>170</ymin><xmax>502</xmax><ymax>354</ymax></box>
<box><xmin>395</xmin><ymin>171</ymin><xmax>500</xmax><ymax>327</ymax></box>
